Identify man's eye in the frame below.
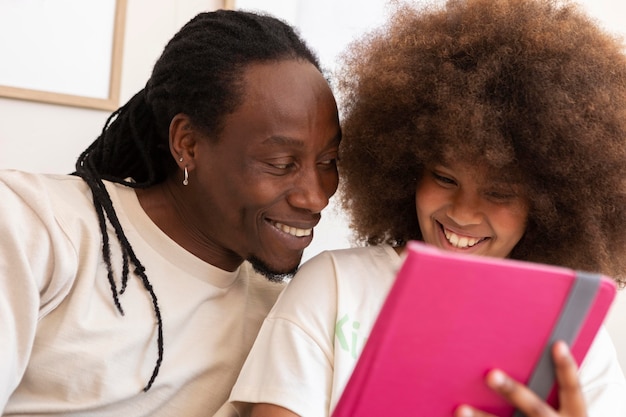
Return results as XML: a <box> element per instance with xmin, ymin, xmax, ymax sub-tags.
<box><xmin>319</xmin><ymin>158</ymin><xmax>337</xmax><ymax>166</ymax></box>
<box><xmin>267</xmin><ymin>160</ymin><xmax>295</xmax><ymax>170</ymax></box>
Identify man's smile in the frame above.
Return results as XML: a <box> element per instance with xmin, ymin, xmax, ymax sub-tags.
<box><xmin>271</xmin><ymin>220</ymin><xmax>312</xmax><ymax>237</ymax></box>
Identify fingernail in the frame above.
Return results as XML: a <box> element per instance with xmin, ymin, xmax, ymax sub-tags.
<box><xmin>489</xmin><ymin>369</ymin><xmax>506</xmax><ymax>387</ymax></box>
<box><xmin>456</xmin><ymin>405</ymin><xmax>474</xmax><ymax>417</ymax></box>
<box><xmin>555</xmin><ymin>341</ymin><xmax>570</xmax><ymax>358</ymax></box>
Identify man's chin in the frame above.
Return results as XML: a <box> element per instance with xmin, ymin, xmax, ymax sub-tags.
<box><xmin>248</xmin><ymin>256</ymin><xmax>298</xmax><ymax>283</ymax></box>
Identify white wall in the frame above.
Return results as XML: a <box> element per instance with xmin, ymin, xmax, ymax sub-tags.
<box><xmin>0</xmin><ymin>0</ymin><xmax>221</xmax><ymax>174</ymax></box>
<box><xmin>607</xmin><ymin>292</ymin><xmax>626</xmax><ymax>371</ymax></box>
<box><xmin>0</xmin><ymin>0</ymin><xmax>624</xmax><ymax>373</ymax></box>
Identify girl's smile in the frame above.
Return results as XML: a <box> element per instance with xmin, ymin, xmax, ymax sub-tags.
<box><xmin>416</xmin><ymin>161</ymin><xmax>529</xmax><ymax>259</ymax></box>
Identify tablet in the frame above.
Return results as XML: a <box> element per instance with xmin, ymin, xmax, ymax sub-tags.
<box><xmin>332</xmin><ymin>241</ymin><xmax>617</xmax><ymax>417</ymax></box>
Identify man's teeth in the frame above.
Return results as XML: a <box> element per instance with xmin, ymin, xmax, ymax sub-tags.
<box><xmin>443</xmin><ymin>229</ymin><xmax>480</xmax><ymax>248</ymax></box>
<box><xmin>273</xmin><ymin>222</ymin><xmax>312</xmax><ymax>237</ymax></box>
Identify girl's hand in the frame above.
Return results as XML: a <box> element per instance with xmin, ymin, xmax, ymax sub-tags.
<box><xmin>454</xmin><ymin>341</ymin><xmax>587</xmax><ymax>417</ymax></box>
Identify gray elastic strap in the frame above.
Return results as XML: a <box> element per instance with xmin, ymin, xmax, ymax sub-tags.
<box><xmin>512</xmin><ymin>271</ymin><xmax>601</xmax><ymax>417</ymax></box>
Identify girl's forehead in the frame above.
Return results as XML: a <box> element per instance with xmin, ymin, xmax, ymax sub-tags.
<box><xmin>437</xmin><ymin>139</ymin><xmax>517</xmax><ymax>169</ymax></box>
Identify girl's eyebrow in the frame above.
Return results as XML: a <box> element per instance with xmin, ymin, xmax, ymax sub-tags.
<box><xmin>491</xmin><ymin>173</ymin><xmax>525</xmax><ymax>185</ymax></box>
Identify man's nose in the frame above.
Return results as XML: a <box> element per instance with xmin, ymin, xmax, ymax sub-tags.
<box><xmin>287</xmin><ymin>167</ymin><xmax>337</xmax><ymax>214</ymax></box>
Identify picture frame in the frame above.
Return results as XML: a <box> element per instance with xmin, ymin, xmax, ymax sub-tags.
<box><xmin>0</xmin><ymin>0</ymin><xmax>126</xmax><ymax>111</ymax></box>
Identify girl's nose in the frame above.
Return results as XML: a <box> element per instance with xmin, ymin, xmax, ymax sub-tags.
<box><xmin>446</xmin><ymin>190</ymin><xmax>483</xmax><ymax>226</ymax></box>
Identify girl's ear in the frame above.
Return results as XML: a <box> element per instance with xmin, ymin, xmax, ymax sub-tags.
<box><xmin>169</xmin><ymin>113</ymin><xmax>197</xmax><ymax>171</ymax></box>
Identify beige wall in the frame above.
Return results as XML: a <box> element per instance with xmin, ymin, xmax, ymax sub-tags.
<box><xmin>0</xmin><ymin>0</ymin><xmax>624</xmax><ymax>374</ymax></box>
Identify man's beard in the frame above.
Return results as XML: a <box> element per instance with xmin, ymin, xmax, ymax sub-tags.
<box><xmin>248</xmin><ymin>256</ymin><xmax>298</xmax><ymax>283</ymax></box>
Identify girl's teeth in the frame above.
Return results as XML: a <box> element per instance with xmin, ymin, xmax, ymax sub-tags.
<box><xmin>444</xmin><ymin>228</ymin><xmax>480</xmax><ymax>249</ymax></box>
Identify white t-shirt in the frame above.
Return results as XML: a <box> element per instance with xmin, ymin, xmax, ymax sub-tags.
<box><xmin>229</xmin><ymin>245</ymin><xmax>626</xmax><ymax>417</ymax></box>
<box><xmin>0</xmin><ymin>169</ymin><xmax>284</xmax><ymax>417</ymax></box>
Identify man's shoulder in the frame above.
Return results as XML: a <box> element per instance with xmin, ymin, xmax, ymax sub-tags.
<box><xmin>0</xmin><ymin>169</ymin><xmax>90</xmax><ymax>203</ymax></box>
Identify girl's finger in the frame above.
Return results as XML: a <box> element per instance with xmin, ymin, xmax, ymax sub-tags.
<box><xmin>552</xmin><ymin>341</ymin><xmax>587</xmax><ymax>416</ymax></box>
<box><xmin>485</xmin><ymin>369</ymin><xmax>554</xmax><ymax>416</ymax></box>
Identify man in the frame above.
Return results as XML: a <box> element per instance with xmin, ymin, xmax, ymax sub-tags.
<box><xmin>0</xmin><ymin>10</ymin><xmax>340</xmax><ymax>416</ymax></box>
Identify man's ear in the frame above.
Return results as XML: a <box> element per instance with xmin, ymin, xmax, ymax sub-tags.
<box><xmin>169</xmin><ymin>113</ymin><xmax>197</xmax><ymax>170</ymax></box>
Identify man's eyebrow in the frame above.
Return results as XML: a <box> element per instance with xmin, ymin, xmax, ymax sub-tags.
<box><xmin>262</xmin><ymin>133</ymin><xmax>342</xmax><ymax>148</ymax></box>
<box><xmin>262</xmin><ymin>136</ymin><xmax>305</xmax><ymax>147</ymax></box>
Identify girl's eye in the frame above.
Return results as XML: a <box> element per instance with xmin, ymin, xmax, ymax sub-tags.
<box><xmin>485</xmin><ymin>190</ymin><xmax>516</xmax><ymax>202</ymax></box>
<box><xmin>432</xmin><ymin>171</ymin><xmax>456</xmax><ymax>186</ymax></box>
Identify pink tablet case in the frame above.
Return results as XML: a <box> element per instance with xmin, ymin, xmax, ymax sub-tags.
<box><xmin>332</xmin><ymin>241</ymin><xmax>617</xmax><ymax>417</ymax></box>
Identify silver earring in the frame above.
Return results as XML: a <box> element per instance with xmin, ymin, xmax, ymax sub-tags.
<box><xmin>183</xmin><ymin>166</ymin><xmax>189</xmax><ymax>186</ymax></box>
<box><xmin>179</xmin><ymin>157</ymin><xmax>184</xmax><ymax>162</ymax></box>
